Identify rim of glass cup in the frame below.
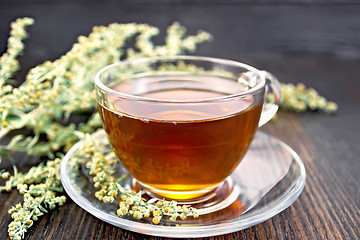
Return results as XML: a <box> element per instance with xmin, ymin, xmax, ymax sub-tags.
<box><xmin>94</xmin><ymin>55</ymin><xmax>266</xmax><ymax>103</ymax></box>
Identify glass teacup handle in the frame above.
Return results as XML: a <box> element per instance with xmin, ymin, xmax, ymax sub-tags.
<box><xmin>258</xmin><ymin>71</ymin><xmax>281</xmax><ymax>127</ymax></box>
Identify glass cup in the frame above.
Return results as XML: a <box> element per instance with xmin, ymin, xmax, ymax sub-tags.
<box><xmin>95</xmin><ymin>56</ymin><xmax>281</xmax><ymax>200</ymax></box>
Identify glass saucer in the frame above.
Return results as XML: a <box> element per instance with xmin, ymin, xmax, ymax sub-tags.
<box><xmin>60</xmin><ymin>130</ymin><xmax>306</xmax><ymax>238</ymax></box>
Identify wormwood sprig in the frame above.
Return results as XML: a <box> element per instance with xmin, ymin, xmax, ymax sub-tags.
<box><xmin>0</xmin><ymin>17</ymin><xmax>34</xmax><ymax>89</ymax></box>
<box><xmin>0</xmin><ymin>18</ymin><xmax>210</xmax><ymax>239</ymax></box>
<box><xmin>8</xmin><ymin>192</ymin><xmax>66</xmax><ymax>240</ymax></box>
<box><xmin>117</xmin><ymin>196</ymin><xmax>199</xmax><ymax>224</ymax></box>
<box><xmin>0</xmin><ymin>158</ymin><xmax>63</xmax><ymax>194</ymax></box>
<box><xmin>76</xmin><ymin>132</ymin><xmax>199</xmax><ymax>224</ymax></box>
<box><xmin>269</xmin><ymin>83</ymin><xmax>338</xmax><ymax>113</ymax></box>
<box><xmin>0</xmin><ymin>158</ymin><xmax>65</xmax><ymax>240</ymax></box>
<box><xmin>0</xmin><ymin>17</ymin><xmax>34</xmax><ymax>162</ymax></box>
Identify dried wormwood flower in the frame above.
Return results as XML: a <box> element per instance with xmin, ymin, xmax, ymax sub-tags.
<box><xmin>268</xmin><ymin>83</ymin><xmax>338</xmax><ymax>114</ymax></box>
<box><xmin>0</xmin><ymin>17</ymin><xmax>34</xmax><ymax>89</ymax></box>
<box><xmin>1</xmin><ymin>158</ymin><xmax>65</xmax><ymax>240</ymax></box>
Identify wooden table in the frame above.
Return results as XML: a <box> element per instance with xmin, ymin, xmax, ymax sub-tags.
<box><xmin>1</xmin><ymin>1</ymin><xmax>359</xmax><ymax>239</ymax></box>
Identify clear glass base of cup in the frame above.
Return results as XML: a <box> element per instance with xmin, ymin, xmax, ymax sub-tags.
<box><xmin>134</xmin><ymin>180</ymin><xmax>224</xmax><ymax>200</ymax></box>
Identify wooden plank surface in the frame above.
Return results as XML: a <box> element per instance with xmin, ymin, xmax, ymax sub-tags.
<box><xmin>0</xmin><ymin>2</ymin><xmax>359</xmax><ymax>240</ymax></box>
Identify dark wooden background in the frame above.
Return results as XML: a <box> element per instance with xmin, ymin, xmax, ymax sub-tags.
<box><xmin>0</xmin><ymin>1</ymin><xmax>359</xmax><ymax>239</ymax></box>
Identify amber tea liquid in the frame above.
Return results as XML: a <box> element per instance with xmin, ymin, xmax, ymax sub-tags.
<box><xmin>99</xmin><ymin>76</ymin><xmax>264</xmax><ymax>199</ymax></box>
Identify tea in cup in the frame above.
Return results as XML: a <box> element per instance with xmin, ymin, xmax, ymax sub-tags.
<box><xmin>95</xmin><ymin>56</ymin><xmax>280</xmax><ymax>200</ymax></box>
